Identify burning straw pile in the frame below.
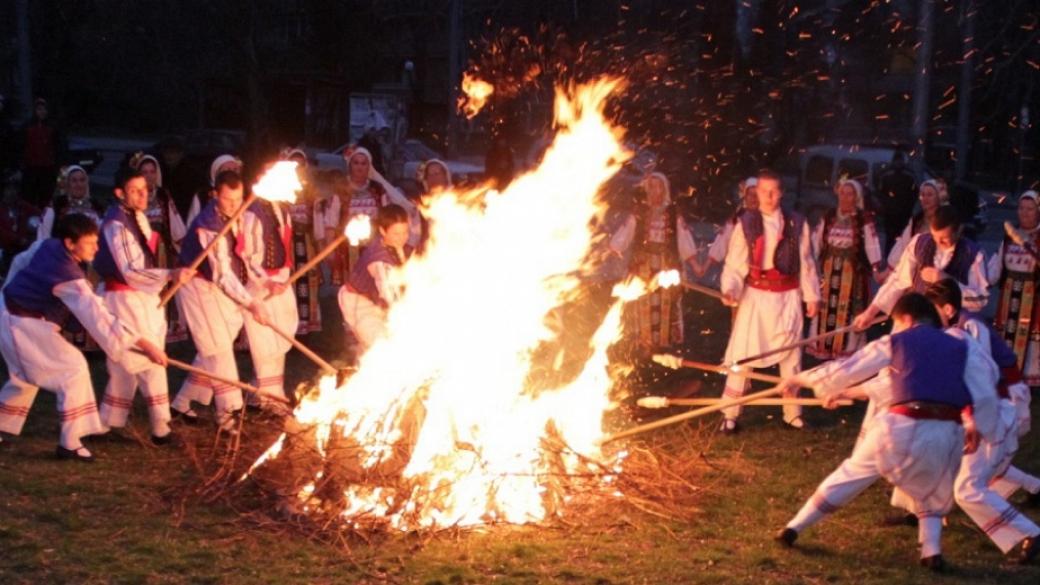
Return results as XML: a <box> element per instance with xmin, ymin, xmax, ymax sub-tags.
<box><xmin>197</xmin><ymin>78</ymin><xmax>705</xmax><ymax>540</ymax></box>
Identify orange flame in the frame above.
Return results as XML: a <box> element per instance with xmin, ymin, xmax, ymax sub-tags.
<box><xmin>252</xmin><ymin>161</ymin><xmax>302</xmax><ymax>203</ymax></box>
<box><xmin>458</xmin><ymin>73</ymin><xmax>495</xmax><ymax>119</ymax></box>
<box><xmin>250</xmin><ymin>78</ymin><xmax>634</xmax><ymax>530</ymax></box>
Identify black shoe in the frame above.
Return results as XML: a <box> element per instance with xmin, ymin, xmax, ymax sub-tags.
<box><xmin>774</xmin><ymin>527</ymin><xmax>798</xmax><ymax>547</ymax></box>
<box><xmin>880</xmin><ymin>512</ymin><xmax>919</xmax><ymax>527</ymax></box>
<box><xmin>1019</xmin><ymin>537</ymin><xmax>1040</xmax><ymax>565</ymax></box>
<box><xmin>56</xmin><ymin>445</ymin><xmax>95</xmax><ymax>463</ymax></box>
<box><xmin>171</xmin><ymin>408</ymin><xmax>200</xmax><ymax>426</ymax></box>
<box><xmin>150</xmin><ymin>433</ymin><xmax>173</xmax><ymax>446</ymax></box>
<box><xmin>919</xmin><ymin>555</ymin><xmax>945</xmax><ymax>572</ymax></box>
<box><xmin>783</xmin><ymin>416</ymin><xmax>807</xmax><ymax>430</ymax></box>
<box><xmin>719</xmin><ymin>419</ymin><xmax>739</xmax><ymax>434</ymax></box>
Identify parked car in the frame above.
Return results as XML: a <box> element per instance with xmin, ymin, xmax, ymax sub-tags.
<box><xmin>64</xmin><ymin>138</ymin><xmax>103</xmax><ymax>175</ymax></box>
<box><xmin>311</xmin><ymin>139</ymin><xmax>484</xmax><ymax>185</ymax></box>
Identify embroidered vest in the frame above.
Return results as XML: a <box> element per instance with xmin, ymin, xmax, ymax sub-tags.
<box><xmin>739</xmin><ymin>209</ymin><xmax>804</xmax><ymax>276</ymax></box>
<box><xmin>911</xmin><ymin>233</ymin><xmax>979</xmax><ymax>292</ymax></box>
<box><xmin>2</xmin><ymin>239</ymin><xmax>87</xmax><ymax>327</ymax></box>
<box><xmin>249</xmin><ymin>201</ymin><xmax>292</xmax><ymax>271</ymax></box>
<box><xmin>889</xmin><ymin>326</ymin><xmax>972</xmax><ymax>408</ymax></box>
<box><xmin>348</xmin><ymin>241</ymin><xmax>411</xmax><ymax>305</ymax></box>
<box><xmin>94</xmin><ymin>205</ymin><xmax>157</xmax><ymax>285</ymax></box>
<box><xmin>180</xmin><ymin>201</ymin><xmax>246</xmax><ymax>283</ymax></box>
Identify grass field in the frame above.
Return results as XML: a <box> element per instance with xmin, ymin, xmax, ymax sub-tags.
<box><xmin>2</xmin><ymin>295</ymin><xmax>1040</xmax><ymax>584</ymax></box>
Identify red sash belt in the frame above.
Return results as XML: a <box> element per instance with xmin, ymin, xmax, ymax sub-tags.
<box><xmin>889</xmin><ymin>401</ymin><xmax>963</xmax><ymax>423</ymax></box>
<box><xmin>747</xmin><ymin>268</ymin><xmax>798</xmax><ymax>292</ymax></box>
<box><xmin>103</xmin><ymin>279</ymin><xmax>135</xmax><ymax>292</ymax></box>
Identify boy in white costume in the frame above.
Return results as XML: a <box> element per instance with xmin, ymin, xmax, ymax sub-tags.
<box><xmin>775</xmin><ymin>293</ymin><xmax>999</xmax><ymax>571</ymax></box>
<box><xmin>719</xmin><ymin>169</ymin><xmax>821</xmax><ymax>432</ymax></box>
<box><xmin>171</xmin><ymin>171</ymin><xmax>269</xmax><ymax>432</ymax></box>
<box><xmin>94</xmin><ymin>169</ymin><xmax>194</xmax><ymax>444</ymax></box>
<box><xmin>0</xmin><ymin>214</ymin><xmax>167</xmax><ymax>461</ymax></box>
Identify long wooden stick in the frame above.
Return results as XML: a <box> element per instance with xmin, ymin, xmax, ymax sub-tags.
<box><xmin>603</xmin><ymin>384</ymin><xmax>786</xmax><ymax>444</ymax></box>
<box><xmin>732</xmin><ymin>316</ymin><xmax>889</xmax><ymax>366</ymax></box>
<box><xmin>133</xmin><ymin>351</ymin><xmax>288</xmax><ymax>405</ymax></box>
<box><xmin>652</xmin><ymin>354</ymin><xmax>781</xmax><ymax>384</ymax></box>
<box><xmin>637</xmin><ymin>396</ymin><xmax>853</xmax><ymax>408</ymax></box>
<box><xmin>159</xmin><ymin>193</ymin><xmax>258</xmax><ymax>307</ymax></box>
<box><xmin>263</xmin><ymin>232</ymin><xmax>347</xmax><ymax>301</ymax></box>
<box><xmin>681</xmin><ymin>281</ymin><xmax>727</xmax><ymax>302</ymax></box>
<box><xmin>263</xmin><ymin>319</ymin><xmax>337</xmax><ymax>375</ymax></box>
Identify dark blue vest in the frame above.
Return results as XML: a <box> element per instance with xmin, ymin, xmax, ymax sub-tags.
<box><xmin>889</xmin><ymin>326</ymin><xmax>972</xmax><ymax>408</ymax></box>
<box><xmin>348</xmin><ymin>241</ymin><xmax>411</xmax><ymax>306</ymax></box>
<box><xmin>912</xmin><ymin>233</ymin><xmax>979</xmax><ymax>292</ymax></box>
<box><xmin>959</xmin><ymin>311</ymin><xmax>1017</xmax><ymax>369</ymax></box>
<box><xmin>2</xmin><ymin>239</ymin><xmax>87</xmax><ymax>326</ymax></box>
<box><xmin>249</xmin><ymin>200</ymin><xmax>288</xmax><ymax>270</ymax></box>
<box><xmin>180</xmin><ymin>200</ymin><xmax>245</xmax><ymax>283</ymax></box>
<box><xmin>739</xmin><ymin>209</ymin><xmax>804</xmax><ymax>276</ymax></box>
<box><xmin>94</xmin><ymin>205</ymin><xmax>156</xmax><ymax>284</ymax></box>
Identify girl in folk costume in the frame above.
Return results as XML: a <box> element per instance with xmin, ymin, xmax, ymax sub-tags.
<box><xmin>38</xmin><ymin>165</ymin><xmax>104</xmax><ymax>350</ymax></box>
<box><xmin>316</xmin><ymin>147</ymin><xmax>420</xmax><ymax>285</ymax></box>
<box><xmin>0</xmin><ymin>214</ymin><xmax>168</xmax><ymax>461</ymax></box>
<box><xmin>693</xmin><ymin>177</ymin><xmax>758</xmax><ymax>278</ymax></box>
<box><xmin>719</xmin><ymin>170</ymin><xmax>822</xmax><ymax>432</ymax></box>
<box><xmin>94</xmin><ymin>169</ymin><xmax>194</xmax><ymax>444</ymax></box>
<box><xmin>186</xmin><ymin>154</ymin><xmax>244</xmax><ymax>226</ymax></box>
<box><xmin>989</xmin><ymin>190</ymin><xmax>1040</xmax><ymax>387</ymax></box>
<box><xmin>281</xmin><ymin>148</ymin><xmax>322</xmax><ymax>334</ymax></box>
<box><xmin>884</xmin><ymin>178</ymin><xmax>949</xmax><ymax>277</ymax></box>
<box><xmin>415</xmin><ymin>158</ymin><xmax>452</xmax><ymax>254</ymax></box>
<box><xmin>240</xmin><ymin>178</ymin><xmax>300</xmax><ymax>406</ymax></box>
<box><xmin>170</xmin><ymin>171</ymin><xmax>269</xmax><ymax>433</ymax></box>
<box><xmin>609</xmin><ymin>172</ymin><xmax>698</xmax><ymax>352</ymax></box>
<box><xmin>807</xmin><ymin>179</ymin><xmax>883</xmax><ymax>359</ymax></box>
<box><xmin>37</xmin><ymin>165</ymin><xmax>102</xmax><ymax>240</ymax></box>
<box><xmin>131</xmin><ymin>152</ymin><xmax>190</xmax><ymax>343</ymax></box>
<box><xmin>338</xmin><ymin>204</ymin><xmax>412</xmax><ymax>354</ymax></box>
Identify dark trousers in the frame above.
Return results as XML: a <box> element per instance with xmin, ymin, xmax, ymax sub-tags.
<box><xmin>22</xmin><ymin>165</ymin><xmax>58</xmax><ymax>208</ymax></box>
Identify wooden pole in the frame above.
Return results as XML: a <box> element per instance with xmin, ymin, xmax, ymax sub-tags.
<box><xmin>158</xmin><ymin>193</ymin><xmax>258</xmax><ymax>307</ymax></box>
<box><xmin>263</xmin><ymin>319</ymin><xmax>338</xmax><ymax>376</ymax></box>
<box><xmin>732</xmin><ymin>316</ymin><xmax>888</xmax><ymax>366</ymax></box>
<box><xmin>603</xmin><ymin>384</ymin><xmax>786</xmax><ymax>444</ymax></box>
<box><xmin>681</xmin><ymin>281</ymin><xmax>726</xmax><ymax>302</ymax></box>
<box><xmin>133</xmin><ymin>351</ymin><xmax>288</xmax><ymax>405</ymax></box>
<box><xmin>652</xmin><ymin>354</ymin><xmax>782</xmax><ymax>384</ymax></box>
<box><xmin>637</xmin><ymin>396</ymin><xmax>853</xmax><ymax>409</ymax></box>
<box><xmin>263</xmin><ymin>232</ymin><xmax>347</xmax><ymax>301</ymax></box>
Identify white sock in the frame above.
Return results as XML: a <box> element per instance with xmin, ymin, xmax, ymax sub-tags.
<box><xmin>919</xmin><ymin>516</ymin><xmax>943</xmax><ymax>558</ymax></box>
<box><xmin>788</xmin><ymin>498</ymin><xmax>827</xmax><ymax>533</ymax></box>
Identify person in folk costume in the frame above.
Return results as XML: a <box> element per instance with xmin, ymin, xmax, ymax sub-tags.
<box><xmin>316</xmin><ymin>147</ymin><xmax>420</xmax><ymax>285</ymax></box>
<box><xmin>37</xmin><ymin>164</ymin><xmax>102</xmax><ymax>240</ymax></box>
<box><xmin>38</xmin><ymin>165</ymin><xmax>105</xmax><ymax>351</ymax></box>
<box><xmin>338</xmin><ymin>204</ymin><xmax>412</xmax><ymax>354</ymax></box>
<box><xmin>0</xmin><ymin>214</ymin><xmax>168</xmax><ymax>461</ymax></box>
<box><xmin>239</xmin><ymin>165</ymin><xmax>300</xmax><ymax>408</ymax></box>
<box><xmin>882</xmin><ymin>178</ymin><xmax>949</xmax><ymax>280</ymax></box>
<box><xmin>807</xmin><ymin>179</ymin><xmax>883</xmax><ymax>359</ymax></box>
<box><xmin>281</xmin><ymin>148</ymin><xmax>322</xmax><ymax>335</ymax></box>
<box><xmin>186</xmin><ymin>154</ymin><xmax>244</xmax><ymax>226</ymax></box>
<box><xmin>924</xmin><ymin>279</ymin><xmax>1040</xmax><ymax>564</ymax></box>
<box><xmin>94</xmin><ymin>169</ymin><xmax>195</xmax><ymax>445</ymax></box>
<box><xmin>853</xmin><ymin>205</ymin><xmax>989</xmax><ymax>330</ymax></box>
<box><xmin>130</xmin><ymin>152</ymin><xmax>190</xmax><ymax>343</ymax></box>
<box><xmin>170</xmin><ymin>170</ymin><xmax>270</xmax><ymax>433</ymax></box>
<box><xmin>989</xmin><ymin>190</ymin><xmax>1040</xmax><ymax>388</ymax></box>
<box><xmin>775</xmin><ymin>293</ymin><xmax>1000</xmax><ymax>572</ymax></box>
<box><xmin>718</xmin><ymin>169</ymin><xmax>822</xmax><ymax>432</ymax></box>
<box><xmin>414</xmin><ymin>158</ymin><xmax>453</xmax><ymax>254</ymax></box>
<box><xmin>0</xmin><ymin>171</ymin><xmax>41</xmax><ymax>279</ymax></box>
<box><xmin>608</xmin><ymin>172</ymin><xmax>697</xmax><ymax>353</ymax></box>
<box><xmin>691</xmin><ymin>177</ymin><xmax>758</xmax><ymax>278</ymax></box>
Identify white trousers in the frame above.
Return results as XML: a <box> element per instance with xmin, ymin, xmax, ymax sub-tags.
<box><xmin>0</xmin><ymin>308</ymin><xmax>104</xmax><ymax>449</ymax></box>
<box><xmin>99</xmin><ymin>359</ymin><xmax>171</xmax><ymax>434</ymax></box>
<box><xmin>338</xmin><ymin>288</ymin><xmax>387</xmax><ymax>353</ymax></box>
<box><xmin>171</xmin><ymin>351</ymin><xmax>243</xmax><ymax>416</ymax></box>
<box><xmin>722</xmin><ymin>347</ymin><xmax>802</xmax><ymax>422</ymax></box>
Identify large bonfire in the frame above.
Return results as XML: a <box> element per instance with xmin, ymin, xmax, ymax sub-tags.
<box><xmin>245</xmin><ymin>78</ymin><xmax>659</xmax><ymax>531</ymax></box>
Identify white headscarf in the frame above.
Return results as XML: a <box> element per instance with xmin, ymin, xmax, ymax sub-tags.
<box><xmin>920</xmin><ymin>178</ymin><xmax>950</xmax><ymax>205</ymax></box>
<box><xmin>1020</xmin><ymin>190</ymin><xmax>1039</xmax><ymax>204</ymax></box>
<box><xmin>836</xmin><ymin>178</ymin><xmax>865</xmax><ymax>210</ymax></box>
<box><xmin>643</xmin><ymin>172</ymin><xmax>671</xmax><ymax>207</ymax></box>
<box><xmin>132</xmin><ymin>153</ymin><xmax>164</xmax><ymax>188</ymax></box>
<box><xmin>419</xmin><ymin>158</ymin><xmax>452</xmax><ymax>192</ymax></box>
<box><xmin>209</xmin><ymin>154</ymin><xmax>243</xmax><ymax>187</ymax></box>
<box><xmin>61</xmin><ymin>165</ymin><xmax>91</xmax><ymax>200</ymax></box>
<box><xmin>282</xmin><ymin>148</ymin><xmax>308</xmax><ymax>166</ymax></box>
<box><xmin>737</xmin><ymin>176</ymin><xmax>758</xmax><ymax>206</ymax></box>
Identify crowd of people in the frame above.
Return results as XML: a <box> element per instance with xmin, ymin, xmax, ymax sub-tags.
<box><xmin>0</xmin><ymin>109</ymin><xmax>1039</xmax><ymax>570</ymax></box>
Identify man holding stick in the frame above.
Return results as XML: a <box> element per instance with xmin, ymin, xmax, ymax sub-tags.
<box><xmin>718</xmin><ymin>169</ymin><xmax>821</xmax><ymax>432</ymax></box>
<box><xmin>0</xmin><ymin>214</ymin><xmax>168</xmax><ymax>461</ymax></box>
<box><xmin>775</xmin><ymin>293</ymin><xmax>999</xmax><ymax>571</ymax></box>
<box><xmin>170</xmin><ymin>171</ymin><xmax>269</xmax><ymax>433</ymax></box>
<box><xmin>241</xmin><ymin>193</ymin><xmax>299</xmax><ymax>409</ymax></box>
<box><xmin>94</xmin><ymin>168</ymin><xmax>195</xmax><ymax>444</ymax></box>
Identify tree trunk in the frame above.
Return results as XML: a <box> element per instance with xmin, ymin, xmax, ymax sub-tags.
<box><xmin>954</xmin><ymin>0</ymin><xmax>976</xmax><ymax>182</ymax></box>
<box><xmin>910</xmin><ymin>0</ymin><xmax>936</xmax><ymax>174</ymax></box>
<box><xmin>14</xmin><ymin>0</ymin><xmax>33</xmax><ymax>122</ymax></box>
